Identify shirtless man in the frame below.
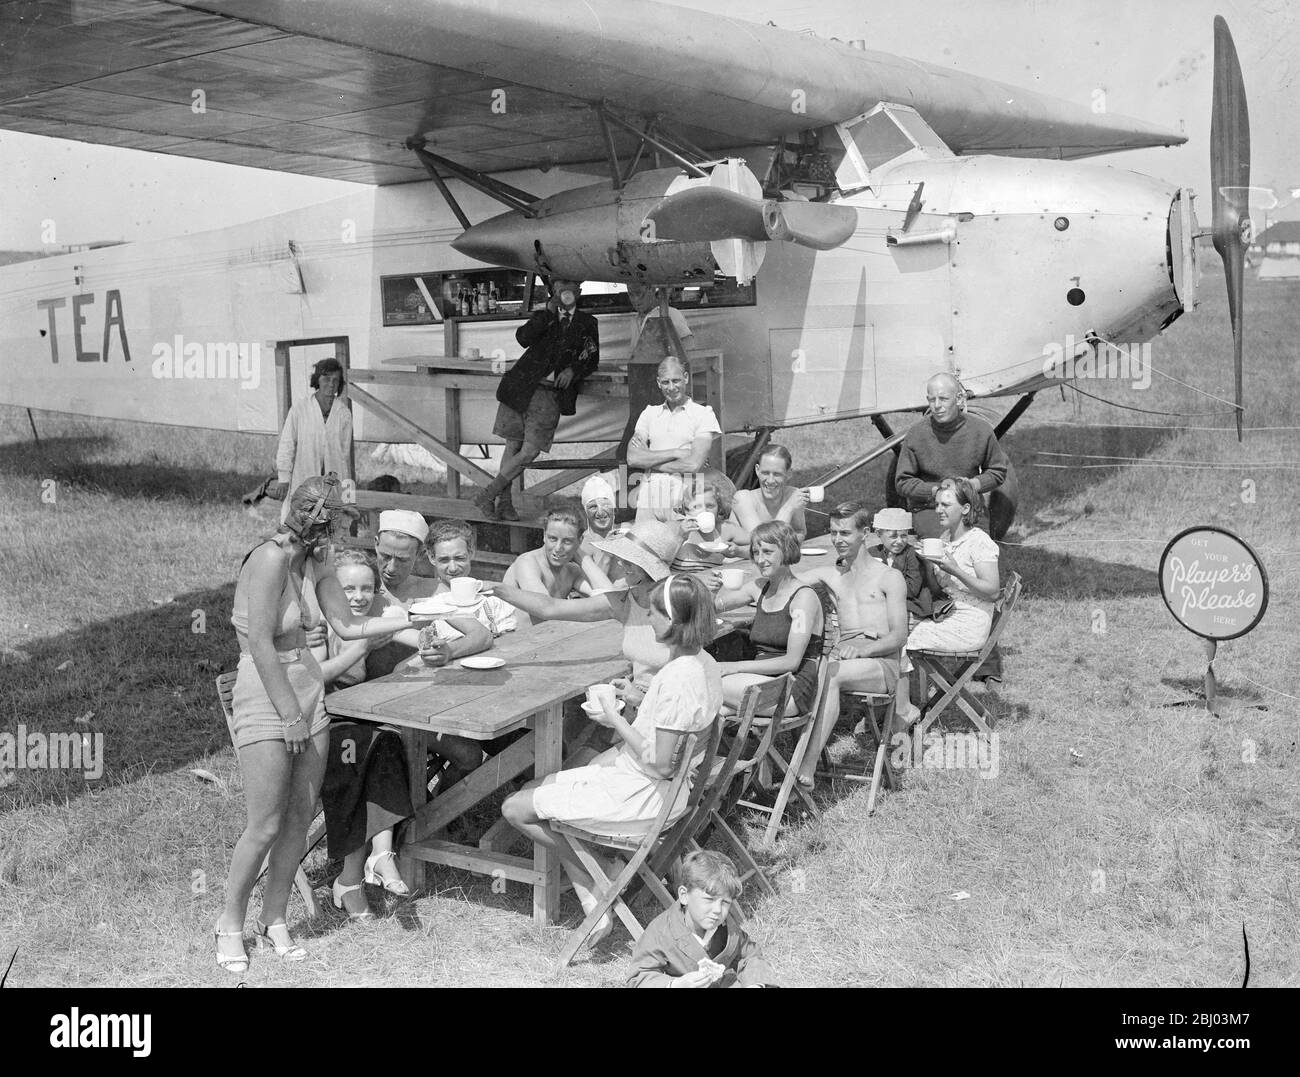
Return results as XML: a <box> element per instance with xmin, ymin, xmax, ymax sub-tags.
<box><xmin>794</xmin><ymin>501</ymin><xmax>907</xmax><ymax>787</ymax></box>
<box><xmin>501</xmin><ymin>501</ymin><xmax>612</xmax><ymax>603</ymax></box>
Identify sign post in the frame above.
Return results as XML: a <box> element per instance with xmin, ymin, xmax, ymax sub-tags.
<box><xmin>1157</xmin><ymin>526</ymin><xmax>1269</xmax><ymax>716</ymax></box>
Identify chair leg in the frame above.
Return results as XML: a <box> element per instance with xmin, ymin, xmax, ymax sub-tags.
<box><xmin>712</xmin><ymin>811</ymin><xmax>775</xmax><ymax>897</ymax></box>
<box><xmin>293</xmin><ymin>867</ymin><xmax>318</xmax><ymax>918</ymax></box>
<box><xmin>866</xmin><ymin>739</ymin><xmax>889</xmax><ymax>816</ymax></box>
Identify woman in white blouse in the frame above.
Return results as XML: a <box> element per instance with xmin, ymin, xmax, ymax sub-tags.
<box><xmin>500</xmin><ymin>574</ymin><xmax>722</xmax><ymax>946</ymax></box>
<box><xmin>907</xmin><ymin>477</ymin><xmax>1001</xmax><ymax>653</ymax></box>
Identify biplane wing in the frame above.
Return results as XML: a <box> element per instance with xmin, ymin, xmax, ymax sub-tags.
<box><xmin>0</xmin><ymin>0</ymin><xmax>1185</xmax><ymax>186</ymax></box>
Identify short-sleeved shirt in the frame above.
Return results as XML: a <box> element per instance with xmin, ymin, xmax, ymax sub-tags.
<box><xmin>626</xmin><ymin>652</ymin><xmax>722</xmax><ymax>778</ymax></box>
<box><xmin>935</xmin><ymin>527</ymin><xmax>1000</xmax><ymax>616</ymax></box>
<box><xmin>633</xmin><ymin>398</ymin><xmax>722</xmax><ymax>519</ymax></box>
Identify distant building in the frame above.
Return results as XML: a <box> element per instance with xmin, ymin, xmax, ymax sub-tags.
<box><xmin>1257</xmin><ymin>221</ymin><xmax>1300</xmax><ymax>282</ymax></box>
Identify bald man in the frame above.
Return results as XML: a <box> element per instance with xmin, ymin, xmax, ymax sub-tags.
<box><xmin>626</xmin><ymin>356</ymin><xmax>721</xmax><ymax>522</ymax></box>
<box><xmin>893</xmin><ymin>372</ymin><xmax>1011</xmax><ymax>540</ymax></box>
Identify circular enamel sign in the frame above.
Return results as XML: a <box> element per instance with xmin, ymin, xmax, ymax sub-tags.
<box><xmin>1158</xmin><ymin>526</ymin><xmax>1268</xmax><ymax>641</ymax></box>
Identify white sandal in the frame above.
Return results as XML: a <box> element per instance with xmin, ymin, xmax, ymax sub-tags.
<box><xmin>332</xmin><ymin>878</ymin><xmax>375</xmax><ymax>921</ymax></box>
<box><xmin>254</xmin><ymin>919</ymin><xmax>308</xmax><ymax>961</ymax></box>
<box><xmin>213</xmin><ymin>925</ymin><xmax>248</xmax><ymax>973</ymax></box>
<box><xmin>364</xmin><ymin>850</ymin><xmax>411</xmax><ymax>896</ymax></box>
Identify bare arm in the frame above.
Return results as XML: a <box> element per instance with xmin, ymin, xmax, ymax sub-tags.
<box><xmin>436</xmin><ymin>616</ymin><xmax>492</xmax><ymax>658</ymax></box>
<box><xmin>488</xmin><ymin>581</ymin><xmax>622</xmax><ymax>623</ymax></box>
<box><xmin>625</xmin><ymin>430</ymin><xmax>683</xmax><ymax>469</ymax></box>
<box><xmin>936</xmin><ymin>555</ymin><xmax>1000</xmax><ymax>601</ymax></box>
<box><xmin>316</xmin><ymin>573</ymin><xmax>410</xmax><ymax>640</ymax></box>
<box><xmin>578</xmin><ymin>554</ymin><xmax>613</xmax><ymax>591</ymax></box>
<box><xmin>657</xmin><ymin>434</ymin><xmax>714</xmax><ymax>474</ymax></box>
<box><xmin>317</xmin><ymin>638</ymin><xmax>370</xmax><ymax>685</ymax></box>
<box><xmin>713</xmin><ymin>579</ymin><xmax>762</xmax><ymax>612</ymax></box>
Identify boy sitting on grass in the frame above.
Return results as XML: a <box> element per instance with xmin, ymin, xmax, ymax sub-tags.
<box><xmin>627</xmin><ymin>850</ymin><xmax>777</xmax><ymax>988</ymax></box>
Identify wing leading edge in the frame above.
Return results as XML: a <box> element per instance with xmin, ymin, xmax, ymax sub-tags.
<box><xmin>0</xmin><ymin>0</ymin><xmax>1185</xmax><ymax>185</ymax></box>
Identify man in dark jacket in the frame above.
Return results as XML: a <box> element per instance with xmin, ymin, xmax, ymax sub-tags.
<box><xmin>472</xmin><ymin>278</ymin><xmax>599</xmax><ymax>520</ymax></box>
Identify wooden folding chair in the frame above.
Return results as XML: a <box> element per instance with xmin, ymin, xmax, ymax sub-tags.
<box><xmin>818</xmin><ymin>685</ymin><xmax>907</xmax><ymax>815</ymax></box>
<box><xmin>553</xmin><ymin>721</ymin><xmax>723</xmax><ymax>966</ymax></box>
<box><xmin>734</xmin><ymin>582</ymin><xmax>840</xmax><ymax>844</ymax></box>
<box><xmin>692</xmin><ymin>675</ymin><xmax>794</xmax><ymax>898</ymax></box>
<box><xmin>216</xmin><ymin>671</ymin><xmax>325</xmax><ymax>918</ymax></box>
<box><xmin>910</xmin><ymin>572</ymin><xmax>1022</xmax><ymax>738</ymax></box>
<box><xmin>642</xmin><ymin>684</ymin><xmax>776</xmax><ymax>914</ymax></box>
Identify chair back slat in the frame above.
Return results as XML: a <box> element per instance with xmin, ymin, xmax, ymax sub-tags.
<box><xmin>216</xmin><ymin>670</ymin><xmax>238</xmax><ymax>745</ymax></box>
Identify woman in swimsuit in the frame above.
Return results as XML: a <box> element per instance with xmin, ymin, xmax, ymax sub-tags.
<box><xmin>214</xmin><ymin>475</ymin><xmax>409</xmax><ymax>973</ymax></box>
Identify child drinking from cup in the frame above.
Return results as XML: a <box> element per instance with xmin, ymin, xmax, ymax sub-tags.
<box><xmin>670</xmin><ymin>470</ymin><xmax>744</xmax><ymax>572</ymax></box>
<box><xmin>627</xmin><ymin>849</ymin><xmax>777</xmax><ymax>987</ymax></box>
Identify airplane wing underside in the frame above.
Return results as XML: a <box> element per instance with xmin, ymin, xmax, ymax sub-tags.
<box><xmin>0</xmin><ymin>0</ymin><xmax>1186</xmax><ymax>186</ymax></box>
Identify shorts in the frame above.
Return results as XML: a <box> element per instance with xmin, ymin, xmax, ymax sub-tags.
<box><xmin>230</xmin><ymin>650</ymin><xmax>329</xmax><ymax>749</ymax></box>
<box><xmin>493</xmin><ymin>387</ymin><xmax>561</xmax><ymax>453</ymax></box>
<box><xmin>531</xmin><ymin>747</ymin><xmax>690</xmax><ymax>838</ymax></box>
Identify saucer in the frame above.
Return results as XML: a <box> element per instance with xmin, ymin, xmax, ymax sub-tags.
<box><xmin>459</xmin><ymin>655</ymin><xmax>505</xmax><ymax>670</ymax></box>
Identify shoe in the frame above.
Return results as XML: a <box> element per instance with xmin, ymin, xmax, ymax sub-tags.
<box><xmin>364</xmin><ymin>849</ymin><xmax>411</xmax><ymax>896</ymax></box>
<box><xmin>213</xmin><ymin>925</ymin><xmax>249</xmax><ymax>973</ymax></box>
<box><xmin>496</xmin><ymin>494</ymin><xmax>520</xmax><ymax>523</ymax></box>
<box><xmin>254</xmin><ymin>919</ymin><xmax>308</xmax><ymax>961</ymax></box>
<box><xmin>472</xmin><ymin>490</ymin><xmax>499</xmax><ymax>519</ymax></box>
<box><xmin>332</xmin><ymin>878</ymin><xmax>375</xmax><ymax>921</ymax></box>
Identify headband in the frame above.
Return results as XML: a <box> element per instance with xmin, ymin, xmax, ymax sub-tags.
<box><xmin>664</xmin><ymin>574</ymin><xmax>677</xmax><ymax>621</ymax></box>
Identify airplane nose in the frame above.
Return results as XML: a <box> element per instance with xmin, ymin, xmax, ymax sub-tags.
<box><xmin>452</xmin><ymin>210</ymin><xmax>532</xmax><ymax>268</ymax></box>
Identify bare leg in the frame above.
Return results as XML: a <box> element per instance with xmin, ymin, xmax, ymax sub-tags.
<box><xmin>800</xmin><ymin>659</ymin><xmax>894</xmax><ymax>784</ymax></box>
<box><xmin>259</xmin><ymin>728</ymin><xmax>328</xmax><ymax>927</ymax></box>
<box><xmin>218</xmin><ymin>740</ymin><xmax>292</xmax><ymax>940</ymax></box>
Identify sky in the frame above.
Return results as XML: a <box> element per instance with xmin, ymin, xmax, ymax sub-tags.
<box><xmin>2</xmin><ymin>0</ymin><xmax>1297</xmax><ymax>249</ymax></box>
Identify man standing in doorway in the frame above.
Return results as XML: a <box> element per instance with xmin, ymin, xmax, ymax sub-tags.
<box><xmin>473</xmin><ymin>278</ymin><xmax>599</xmax><ymax>520</ymax></box>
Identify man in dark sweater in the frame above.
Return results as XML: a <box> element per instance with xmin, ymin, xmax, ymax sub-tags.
<box><xmin>893</xmin><ymin>373</ymin><xmax>1010</xmax><ymax>682</ymax></box>
<box><xmin>473</xmin><ymin>278</ymin><xmax>599</xmax><ymax>520</ymax></box>
<box><xmin>893</xmin><ymin>373</ymin><xmax>1011</xmax><ymax>540</ymax></box>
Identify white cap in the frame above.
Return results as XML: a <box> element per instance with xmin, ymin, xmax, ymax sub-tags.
<box><xmin>378</xmin><ymin>509</ymin><xmax>429</xmax><ymax>543</ymax></box>
<box><xmin>581</xmin><ymin>475</ymin><xmax>617</xmax><ymax>507</ymax></box>
<box><xmin>873</xmin><ymin>508</ymin><xmax>913</xmax><ymax>531</ymax></box>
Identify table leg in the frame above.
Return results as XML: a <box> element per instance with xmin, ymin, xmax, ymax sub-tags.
<box><xmin>401</xmin><ymin>727</ymin><xmax>430</xmax><ymax>893</ymax></box>
<box><xmin>533</xmin><ymin>703</ymin><xmax>564</xmax><ymax>926</ymax></box>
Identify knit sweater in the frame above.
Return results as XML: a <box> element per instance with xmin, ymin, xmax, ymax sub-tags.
<box><xmin>894</xmin><ymin>413</ymin><xmax>1009</xmax><ymax>509</ymax></box>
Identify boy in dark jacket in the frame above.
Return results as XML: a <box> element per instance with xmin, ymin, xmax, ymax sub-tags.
<box><xmin>628</xmin><ymin>850</ymin><xmax>777</xmax><ymax>988</ymax></box>
<box><xmin>870</xmin><ymin>507</ymin><xmax>951</xmax><ymax>622</ymax></box>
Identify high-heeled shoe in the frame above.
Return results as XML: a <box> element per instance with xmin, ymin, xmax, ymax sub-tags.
<box><xmin>364</xmin><ymin>849</ymin><xmax>410</xmax><ymax>896</ymax></box>
<box><xmin>332</xmin><ymin>878</ymin><xmax>375</xmax><ymax>921</ymax></box>
<box><xmin>254</xmin><ymin>919</ymin><xmax>308</xmax><ymax>961</ymax></box>
<box><xmin>213</xmin><ymin>925</ymin><xmax>249</xmax><ymax>973</ymax></box>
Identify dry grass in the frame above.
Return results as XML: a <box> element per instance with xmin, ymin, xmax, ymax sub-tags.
<box><xmin>0</xmin><ymin>278</ymin><xmax>1296</xmax><ymax>986</ymax></box>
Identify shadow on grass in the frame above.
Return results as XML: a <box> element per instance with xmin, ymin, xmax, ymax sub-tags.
<box><xmin>1000</xmin><ymin>420</ymin><xmax>1174</xmax><ymax>537</ymax></box>
<box><xmin>0</xmin><ymin>583</ymin><xmax>238</xmax><ymax>812</ymax></box>
<box><xmin>1000</xmin><ymin>544</ymin><xmax>1160</xmax><ymax>600</ymax></box>
<box><xmin>0</xmin><ymin>434</ymin><xmax>267</xmax><ymax>503</ymax></box>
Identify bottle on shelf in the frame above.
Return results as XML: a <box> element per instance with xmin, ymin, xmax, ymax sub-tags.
<box><xmin>488</xmin><ymin>282</ymin><xmax>499</xmax><ymax>313</ymax></box>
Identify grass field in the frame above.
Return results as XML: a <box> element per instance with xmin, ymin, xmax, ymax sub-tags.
<box><xmin>1</xmin><ymin>277</ymin><xmax>1296</xmax><ymax>987</ymax></box>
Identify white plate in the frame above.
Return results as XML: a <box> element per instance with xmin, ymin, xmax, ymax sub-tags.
<box><xmin>800</xmin><ymin>546</ymin><xmax>829</xmax><ymax>556</ymax></box>
<box><xmin>459</xmin><ymin>655</ymin><xmax>505</xmax><ymax>670</ymax></box>
<box><xmin>409</xmin><ymin>600</ymin><xmax>456</xmax><ymax>618</ymax></box>
<box><xmin>447</xmin><ymin>594</ymin><xmax>484</xmax><ymax>607</ymax></box>
<box><xmin>580</xmin><ymin>699</ymin><xmax>625</xmax><ymax>716</ymax></box>
<box><xmin>588</xmin><ymin>584</ymin><xmax>629</xmax><ymax>595</ymax></box>
<box><xmin>697</xmin><ymin>540</ymin><xmax>729</xmax><ymax>553</ymax></box>
<box><xmin>722</xmin><ymin>556</ymin><xmax>745</xmax><ymax>564</ymax></box>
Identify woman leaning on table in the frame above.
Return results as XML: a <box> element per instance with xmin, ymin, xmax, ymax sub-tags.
<box><xmin>214</xmin><ymin>475</ymin><xmax>410</xmax><ymax>974</ymax></box>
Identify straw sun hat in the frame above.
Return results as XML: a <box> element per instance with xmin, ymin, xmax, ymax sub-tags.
<box><xmin>591</xmin><ymin>520</ymin><xmax>681</xmax><ymax>581</ymax></box>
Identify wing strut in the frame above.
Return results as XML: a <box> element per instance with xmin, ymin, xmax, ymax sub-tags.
<box><xmin>407</xmin><ymin>140</ymin><xmax>539</xmax><ymax>218</ymax></box>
